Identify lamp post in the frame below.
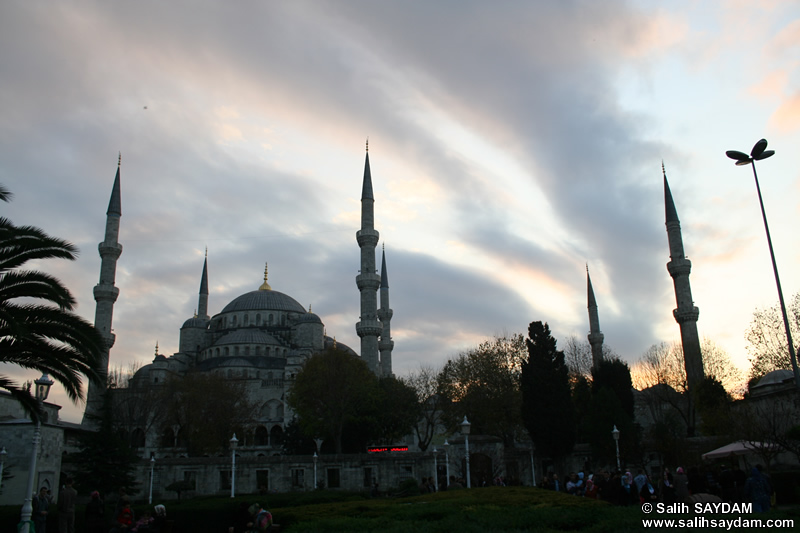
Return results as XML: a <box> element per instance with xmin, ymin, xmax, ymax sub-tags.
<box><xmin>313</xmin><ymin>452</ymin><xmax>318</xmax><ymax>490</ymax></box>
<box><xmin>612</xmin><ymin>425</ymin><xmax>620</xmax><ymax>471</ymax></box>
<box><xmin>726</xmin><ymin>139</ymin><xmax>800</xmax><ymax>389</ymax></box>
<box><xmin>460</xmin><ymin>416</ymin><xmax>471</xmax><ymax>489</ymax></box>
<box><xmin>19</xmin><ymin>373</ymin><xmax>53</xmax><ymax>533</ymax></box>
<box><xmin>432</xmin><ymin>447</ymin><xmax>439</xmax><ymax>492</ymax></box>
<box><xmin>0</xmin><ymin>447</ymin><xmax>6</xmax><ymax>492</ymax></box>
<box><xmin>230</xmin><ymin>433</ymin><xmax>238</xmax><ymax>498</ymax></box>
<box><xmin>443</xmin><ymin>440</ymin><xmax>450</xmax><ymax>487</ymax></box>
<box><xmin>148</xmin><ymin>456</ymin><xmax>155</xmax><ymax>504</ymax></box>
<box><xmin>530</xmin><ymin>448</ymin><xmax>536</xmax><ymax>487</ymax></box>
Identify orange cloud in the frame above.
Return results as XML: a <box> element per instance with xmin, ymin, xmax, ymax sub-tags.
<box><xmin>769</xmin><ymin>91</ymin><xmax>800</xmax><ymax>133</ymax></box>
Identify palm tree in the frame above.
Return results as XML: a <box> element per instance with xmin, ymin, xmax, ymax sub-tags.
<box><xmin>0</xmin><ymin>185</ymin><xmax>104</xmax><ymax>420</ymax></box>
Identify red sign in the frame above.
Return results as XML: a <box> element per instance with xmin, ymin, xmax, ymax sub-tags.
<box><xmin>367</xmin><ymin>446</ymin><xmax>409</xmax><ymax>453</ymax></box>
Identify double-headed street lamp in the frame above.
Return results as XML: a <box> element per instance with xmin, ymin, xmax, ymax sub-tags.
<box><xmin>230</xmin><ymin>434</ymin><xmax>238</xmax><ymax>498</ymax></box>
<box><xmin>461</xmin><ymin>416</ymin><xmax>471</xmax><ymax>489</ymax></box>
<box><xmin>148</xmin><ymin>456</ymin><xmax>156</xmax><ymax>504</ymax></box>
<box><xmin>20</xmin><ymin>373</ymin><xmax>53</xmax><ymax>533</ymax></box>
<box><xmin>442</xmin><ymin>440</ymin><xmax>450</xmax><ymax>486</ymax></box>
<box><xmin>726</xmin><ymin>139</ymin><xmax>800</xmax><ymax>389</ymax></box>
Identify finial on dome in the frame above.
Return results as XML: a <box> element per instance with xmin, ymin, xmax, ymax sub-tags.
<box><xmin>259</xmin><ymin>262</ymin><xmax>272</xmax><ymax>291</ymax></box>
<box><xmin>333</xmin><ymin>336</ymin><xmax>337</xmax><ymax>348</ymax></box>
<box><xmin>154</xmin><ymin>341</ymin><xmax>159</xmax><ymax>356</ymax></box>
<box><xmin>193</xmin><ymin>308</ymin><xmax>197</xmax><ymax>318</ymax></box>
<box><xmin>309</xmin><ymin>305</ymin><xmax>312</xmax><ymax>313</ymax></box>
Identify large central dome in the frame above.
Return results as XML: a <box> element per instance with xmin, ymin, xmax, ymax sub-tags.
<box><xmin>221</xmin><ymin>289</ymin><xmax>306</xmax><ymax>314</ymax></box>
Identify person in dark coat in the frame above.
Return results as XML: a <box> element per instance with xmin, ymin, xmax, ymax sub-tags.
<box><xmin>85</xmin><ymin>491</ymin><xmax>105</xmax><ymax>533</ymax></box>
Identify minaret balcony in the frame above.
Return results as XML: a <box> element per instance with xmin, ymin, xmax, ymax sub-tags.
<box><xmin>378</xmin><ymin>308</ymin><xmax>393</xmax><ymax>320</ymax></box>
<box><xmin>673</xmin><ymin>307</ymin><xmax>700</xmax><ymax>323</ymax></box>
<box><xmin>667</xmin><ymin>258</ymin><xmax>692</xmax><ymax>277</ymax></box>
<box><xmin>93</xmin><ymin>283</ymin><xmax>120</xmax><ymax>302</ymax></box>
<box><xmin>356</xmin><ymin>228</ymin><xmax>380</xmax><ymax>247</ymax></box>
<box><xmin>356</xmin><ymin>320</ymin><xmax>382</xmax><ymax>338</ymax></box>
<box><xmin>98</xmin><ymin>242</ymin><xmax>123</xmax><ymax>259</ymax></box>
<box><xmin>356</xmin><ymin>273</ymin><xmax>381</xmax><ymax>291</ymax></box>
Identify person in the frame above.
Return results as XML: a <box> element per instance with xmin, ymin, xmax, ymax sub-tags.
<box><xmin>32</xmin><ymin>486</ymin><xmax>50</xmax><ymax>533</ymax></box>
<box><xmin>248</xmin><ymin>503</ymin><xmax>273</xmax><ymax>533</ymax></box>
<box><xmin>131</xmin><ymin>510</ymin><xmax>154</xmax><ymax>533</ymax></box>
<box><xmin>85</xmin><ymin>491</ymin><xmax>105</xmax><ymax>533</ymax></box>
<box><xmin>659</xmin><ymin>467</ymin><xmax>675</xmax><ymax>503</ymax></box>
<box><xmin>674</xmin><ymin>467</ymin><xmax>690</xmax><ymax>504</ymax></box>
<box><xmin>744</xmin><ymin>467</ymin><xmax>772</xmax><ymax>512</ymax></box>
<box><xmin>58</xmin><ymin>477</ymin><xmax>78</xmax><ymax>533</ymax></box>
<box><xmin>152</xmin><ymin>505</ymin><xmax>167</xmax><ymax>532</ymax></box>
<box><xmin>633</xmin><ymin>469</ymin><xmax>647</xmax><ymax>494</ymax></box>
<box><xmin>640</xmin><ymin>474</ymin><xmax>658</xmax><ymax>504</ymax></box>
<box><xmin>111</xmin><ymin>496</ymin><xmax>134</xmax><ymax>532</ymax></box>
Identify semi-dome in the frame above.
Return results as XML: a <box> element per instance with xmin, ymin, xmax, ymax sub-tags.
<box><xmin>296</xmin><ymin>312</ymin><xmax>323</xmax><ymax>325</ymax></box>
<box><xmin>221</xmin><ymin>289</ymin><xmax>306</xmax><ymax>314</ymax></box>
<box><xmin>181</xmin><ymin>317</ymin><xmax>209</xmax><ymax>329</ymax></box>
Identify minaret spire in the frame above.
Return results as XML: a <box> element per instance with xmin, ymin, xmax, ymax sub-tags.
<box><xmin>198</xmin><ymin>248</ymin><xmax>209</xmax><ymax>319</ymax></box>
<box><xmin>586</xmin><ymin>264</ymin><xmax>604</xmax><ymax>372</ymax></box>
<box><xmin>356</xmin><ymin>142</ymin><xmax>382</xmax><ymax>374</ymax></box>
<box><xmin>663</xmin><ymin>165</ymin><xmax>704</xmax><ymax>416</ymax></box>
<box><xmin>378</xmin><ymin>244</ymin><xmax>394</xmax><ymax>377</ymax></box>
<box><xmin>83</xmin><ymin>156</ymin><xmax>123</xmax><ymax>426</ymax></box>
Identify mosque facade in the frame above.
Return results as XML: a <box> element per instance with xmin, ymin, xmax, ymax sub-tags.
<box><xmin>83</xmin><ymin>148</ymin><xmax>394</xmax><ymax>452</ymax></box>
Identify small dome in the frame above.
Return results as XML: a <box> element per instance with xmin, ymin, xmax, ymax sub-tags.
<box><xmin>221</xmin><ymin>290</ymin><xmax>306</xmax><ymax>314</ymax></box>
<box><xmin>181</xmin><ymin>317</ymin><xmax>209</xmax><ymax>329</ymax></box>
<box><xmin>296</xmin><ymin>312</ymin><xmax>323</xmax><ymax>325</ymax></box>
<box><xmin>754</xmin><ymin>369</ymin><xmax>794</xmax><ymax>388</ymax></box>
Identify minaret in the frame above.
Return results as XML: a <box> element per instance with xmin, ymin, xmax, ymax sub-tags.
<box><xmin>355</xmin><ymin>140</ymin><xmax>382</xmax><ymax>374</ymax></box>
<box><xmin>586</xmin><ymin>265</ymin><xmax>604</xmax><ymax>372</ymax></box>
<box><xmin>83</xmin><ymin>156</ymin><xmax>123</xmax><ymax>425</ymax></box>
<box><xmin>378</xmin><ymin>245</ymin><xmax>394</xmax><ymax>377</ymax></box>
<box><xmin>663</xmin><ymin>165</ymin><xmax>704</xmax><ymax>395</ymax></box>
<box><xmin>198</xmin><ymin>249</ymin><xmax>209</xmax><ymax>320</ymax></box>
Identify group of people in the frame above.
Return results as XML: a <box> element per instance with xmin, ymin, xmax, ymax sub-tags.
<box><xmin>27</xmin><ymin>481</ymin><xmax>168</xmax><ymax>533</ymax></box>
<box><xmin>229</xmin><ymin>502</ymin><xmax>274</xmax><ymax>533</ymax></box>
<box><xmin>541</xmin><ymin>463</ymin><xmax>775</xmax><ymax>511</ymax></box>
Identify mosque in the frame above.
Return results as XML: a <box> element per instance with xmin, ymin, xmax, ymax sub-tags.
<box><xmin>82</xmin><ymin>146</ymin><xmax>395</xmax><ymax>452</ymax></box>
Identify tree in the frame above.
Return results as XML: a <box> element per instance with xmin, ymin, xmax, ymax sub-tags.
<box><xmin>404</xmin><ymin>365</ymin><xmax>445</xmax><ymax>451</ymax></box>
<box><xmin>562</xmin><ymin>336</ymin><xmax>618</xmax><ymax>384</ymax></box>
<box><xmin>585</xmin><ymin>359</ymin><xmax>638</xmax><ymax>467</ymax></box>
<box><xmin>372</xmin><ymin>377</ymin><xmax>420</xmax><ymax>445</ymax></box>
<box><xmin>745</xmin><ymin>292</ymin><xmax>800</xmax><ymax>380</ymax></box>
<box><xmin>71</xmin><ymin>394</ymin><xmax>139</xmax><ymax>498</ymax></box>
<box><xmin>287</xmin><ymin>347</ymin><xmax>378</xmax><ymax>453</ymax></box>
<box><xmin>520</xmin><ymin>321</ymin><xmax>575</xmax><ymax>463</ymax></box>
<box><xmin>437</xmin><ymin>334</ymin><xmax>526</xmax><ymax>447</ymax></box>
<box><xmin>0</xmin><ymin>187</ymin><xmax>104</xmax><ymax>420</ymax></box>
<box><xmin>165</xmin><ymin>480</ymin><xmax>195</xmax><ymax>501</ymax></box>
<box><xmin>160</xmin><ymin>371</ymin><xmax>256</xmax><ymax>456</ymax></box>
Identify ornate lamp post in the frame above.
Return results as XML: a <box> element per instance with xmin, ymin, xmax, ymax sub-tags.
<box><xmin>432</xmin><ymin>447</ymin><xmax>439</xmax><ymax>492</ymax></box>
<box><xmin>443</xmin><ymin>439</ymin><xmax>450</xmax><ymax>487</ymax></box>
<box><xmin>727</xmin><ymin>139</ymin><xmax>800</xmax><ymax>388</ymax></box>
<box><xmin>148</xmin><ymin>456</ymin><xmax>155</xmax><ymax>504</ymax></box>
<box><xmin>19</xmin><ymin>373</ymin><xmax>53</xmax><ymax>533</ymax></box>
<box><xmin>612</xmin><ymin>425</ymin><xmax>620</xmax><ymax>471</ymax></box>
<box><xmin>460</xmin><ymin>416</ymin><xmax>471</xmax><ymax>489</ymax></box>
<box><xmin>313</xmin><ymin>452</ymin><xmax>318</xmax><ymax>490</ymax></box>
<box><xmin>230</xmin><ymin>433</ymin><xmax>238</xmax><ymax>498</ymax></box>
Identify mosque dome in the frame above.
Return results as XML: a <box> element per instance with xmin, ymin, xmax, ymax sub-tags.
<box><xmin>181</xmin><ymin>317</ymin><xmax>208</xmax><ymax>329</ymax></box>
<box><xmin>221</xmin><ymin>289</ymin><xmax>306</xmax><ymax>314</ymax></box>
<box><xmin>296</xmin><ymin>312</ymin><xmax>323</xmax><ymax>325</ymax></box>
<box><xmin>215</xmin><ymin>329</ymin><xmax>280</xmax><ymax>346</ymax></box>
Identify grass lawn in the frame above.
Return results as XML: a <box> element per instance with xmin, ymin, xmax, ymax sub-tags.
<box><xmin>2</xmin><ymin>487</ymin><xmax>797</xmax><ymax>532</ymax></box>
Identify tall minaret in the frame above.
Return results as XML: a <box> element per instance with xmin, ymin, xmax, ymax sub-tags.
<box><xmin>378</xmin><ymin>245</ymin><xmax>394</xmax><ymax>377</ymax></box>
<box><xmin>83</xmin><ymin>156</ymin><xmax>123</xmax><ymax>425</ymax></box>
<box><xmin>586</xmin><ymin>265</ymin><xmax>604</xmax><ymax>372</ymax></box>
<box><xmin>355</xmin><ymin>140</ymin><xmax>382</xmax><ymax>374</ymax></box>
<box><xmin>198</xmin><ymin>249</ymin><xmax>209</xmax><ymax>320</ymax></box>
<box><xmin>663</xmin><ymin>165</ymin><xmax>704</xmax><ymax>395</ymax></box>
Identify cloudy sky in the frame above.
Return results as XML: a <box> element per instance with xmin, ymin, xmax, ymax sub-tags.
<box><xmin>2</xmin><ymin>1</ymin><xmax>799</xmax><ymax>423</ymax></box>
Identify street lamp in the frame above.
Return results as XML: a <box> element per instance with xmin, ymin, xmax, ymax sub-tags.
<box><xmin>313</xmin><ymin>452</ymin><xmax>318</xmax><ymax>490</ymax></box>
<box><xmin>20</xmin><ymin>373</ymin><xmax>53</xmax><ymax>533</ymax></box>
<box><xmin>432</xmin><ymin>448</ymin><xmax>439</xmax><ymax>492</ymax></box>
<box><xmin>443</xmin><ymin>440</ymin><xmax>450</xmax><ymax>488</ymax></box>
<box><xmin>148</xmin><ymin>456</ymin><xmax>155</xmax><ymax>504</ymax></box>
<box><xmin>726</xmin><ymin>139</ymin><xmax>800</xmax><ymax>389</ymax></box>
<box><xmin>230</xmin><ymin>433</ymin><xmax>238</xmax><ymax>498</ymax></box>
<box><xmin>612</xmin><ymin>425</ymin><xmax>620</xmax><ymax>471</ymax></box>
<box><xmin>460</xmin><ymin>416</ymin><xmax>471</xmax><ymax>489</ymax></box>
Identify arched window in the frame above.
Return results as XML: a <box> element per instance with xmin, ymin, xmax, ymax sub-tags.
<box><xmin>255</xmin><ymin>426</ymin><xmax>269</xmax><ymax>446</ymax></box>
<box><xmin>256</xmin><ymin>314</ymin><xmax>262</xmax><ymax>326</ymax></box>
<box><xmin>234</xmin><ymin>347</ymin><xmax>240</xmax><ymax>356</ymax></box>
<box><xmin>232</xmin><ymin>315</ymin><xmax>238</xmax><ymax>327</ymax></box>
<box><xmin>244</xmin><ymin>315</ymin><xmax>249</xmax><ymax>327</ymax></box>
<box><xmin>281</xmin><ymin>315</ymin><xmax>286</xmax><ymax>326</ymax></box>
<box><xmin>216</xmin><ymin>348</ymin><xmax>220</xmax><ymax>357</ymax></box>
<box><xmin>268</xmin><ymin>314</ymin><xmax>274</xmax><ymax>325</ymax></box>
<box><xmin>245</xmin><ymin>346</ymin><xmax>250</xmax><ymax>356</ymax></box>
<box><xmin>255</xmin><ymin>346</ymin><xmax>261</xmax><ymax>356</ymax></box>
<box><xmin>270</xmin><ymin>426</ymin><xmax>284</xmax><ymax>447</ymax></box>
<box><xmin>131</xmin><ymin>428</ymin><xmax>146</xmax><ymax>448</ymax></box>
